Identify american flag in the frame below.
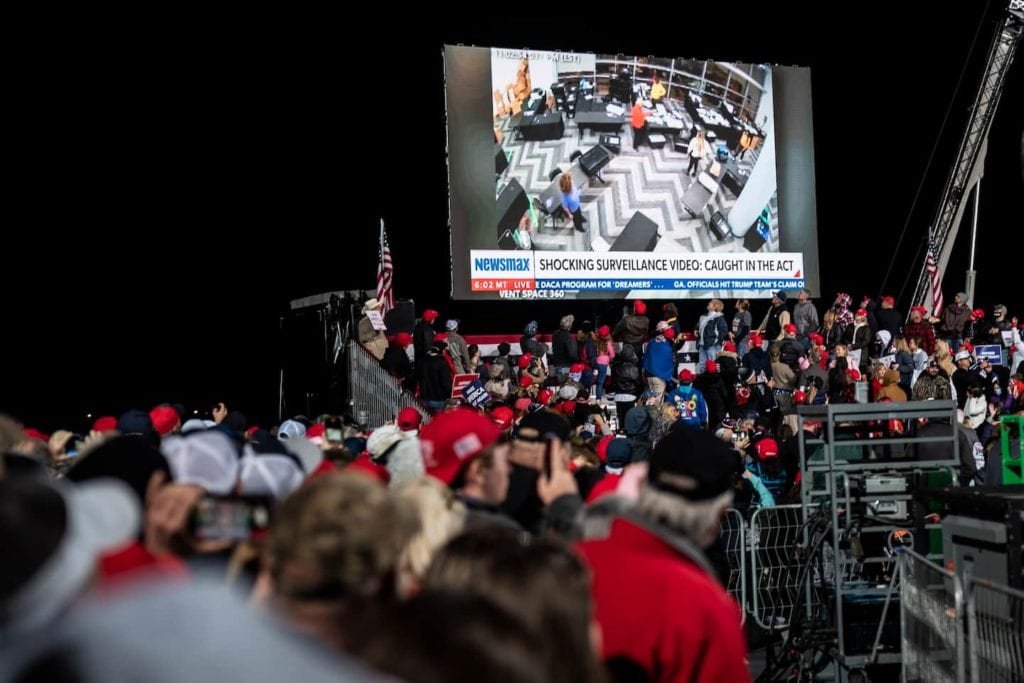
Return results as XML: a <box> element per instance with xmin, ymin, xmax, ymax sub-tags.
<box><xmin>926</xmin><ymin>231</ymin><xmax>944</xmax><ymax>317</ymax></box>
<box><xmin>376</xmin><ymin>219</ymin><xmax>394</xmax><ymax>313</ymax></box>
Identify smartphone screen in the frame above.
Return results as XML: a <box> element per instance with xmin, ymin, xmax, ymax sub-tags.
<box><xmin>325</xmin><ymin>428</ymin><xmax>344</xmax><ymax>442</ymax></box>
<box><xmin>191</xmin><ymin>496</ymin><xmax>274</xmax><ymax>541</ymax></box>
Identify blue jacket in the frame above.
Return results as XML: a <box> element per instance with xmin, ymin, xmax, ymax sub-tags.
<box><xmin>642</xmin><ymin>337</ymin><xmax>676</xmax><ymax>381</ymax></box>
<box><xmin>666</xmin><ymin>385</ymin><xmax>708</xmax><ymax>429</ymax></box>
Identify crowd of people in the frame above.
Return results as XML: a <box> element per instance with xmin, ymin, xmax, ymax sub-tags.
<box><xmin>374</xmin><ymin>290</ymin><xmax>1023</xmax><ymax>496</ymax></box>
<box><xmin>1</xmin><ymin>289</ymin><xmax>1021</xmax><ymax>681</ymax></box>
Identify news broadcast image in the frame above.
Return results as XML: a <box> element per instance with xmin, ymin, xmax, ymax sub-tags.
<box><xmin>445</xmin><ymin>46</ymin><xmax>821</xmax><ymax>301</ymax></box>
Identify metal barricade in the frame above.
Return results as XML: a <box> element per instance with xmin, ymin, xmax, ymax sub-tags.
<box><xmin>899</xmin><ymin>549</ymin><xmax>966</xmax><ymax>683</ymax></box>
<box><xmin>748</xmin><ymin>504</ymin><xmax>805</xmax><ymax>630</ymax></box>
<box><xmin>967</xmin><ymin>578</ymin><xmax>1024</xmax><ymax>683</ymax></box>
<box><xmin>348</xmin><ymin>342</ymin><xmax>431</xmax><ymax>429</ymax></box>
<box><xmin>720</xmin><ymin>508</ymin><xmax>746</xmax><ymax>615</ymax></box>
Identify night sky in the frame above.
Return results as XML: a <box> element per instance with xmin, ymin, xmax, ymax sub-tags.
<box><xmin>7</xmin><ymin>6</ymin><xmax>1022</xmax><ymax>430</ymax></box>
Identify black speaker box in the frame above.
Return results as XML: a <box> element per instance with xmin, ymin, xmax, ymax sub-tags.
<box><xmin>497</xmin><ymin>229</ymin><xmax>518</xmax><ymax>250</ymax></box>
<box><xmin>709</xmin><ymin>211</ymin><xmax>729</xmax><ymax>241</ymax></box>
<box><xmin>496</xmin><ymin>178</ymin><xmax>528</xmax><ymax>238</ymax></box>
<box><xmin>744</xmin><ymin>224</ymin><xmax>767</xmax><ymax>252</ymax></box>
<box><xmin>280</xmin><ymin>307</ymin><xmax>331</xmax><ymax>417</ymax></box>
<box><xmin>495</xmin><ymin>143</ymin><xmax>508</xmax><ymax>176</ymax></box>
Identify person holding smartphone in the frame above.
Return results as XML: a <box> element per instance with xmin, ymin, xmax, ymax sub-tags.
<box><xmin>505</xmin><ymin>410</ymin><xmax>581</xmax><ymax>535</ymax></box>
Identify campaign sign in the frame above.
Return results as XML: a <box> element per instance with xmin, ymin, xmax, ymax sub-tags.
<box><xmin>974</xmin><ymin>344</ymin><xmax>1002</xmax><ymax>366</ymax></box>
<box><xmin>461</xmin><ymin>379</ymin><xmax>490</xmax><ymax>407</ymax></box>
<box><xmin>451</xmin><ymin>373</ymin><xmax>480</xmax><ymax>398</ymax></box>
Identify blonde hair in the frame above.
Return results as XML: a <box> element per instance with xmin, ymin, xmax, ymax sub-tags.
<box><xmin>267</xmin><ymin>473</ymin><xmax>418</xmax><ymax>602</ymax></box>
<box><xmin>893</xmin><ymin>337</ymin><xmax>910</xmax><ymax>354</ymax></box>
<box><xmin>393</xmin><ymin>477</ymin><xmax>466</xmax><ymax>596</ymax></box>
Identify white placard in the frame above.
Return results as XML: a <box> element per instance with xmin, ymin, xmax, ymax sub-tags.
<box><xmin>367</xmin><ymin>310</ymin><xmax>386</xmax><ymax>331</ymax></box>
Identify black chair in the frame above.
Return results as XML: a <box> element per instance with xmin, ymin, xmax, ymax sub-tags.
<box><xmin>569</xmin><ymin>150</ymin><xmax>582</xmax><ymax>163</ymax></box>
<box><xmin>533</xmin><ymin>196</ymin><xmax>566</xmax><ymax>229</ymax></box>
<box><xmin>548</xmin><ymin>167</ymin><xmax>563</xmax><ymax>181</ymax></box>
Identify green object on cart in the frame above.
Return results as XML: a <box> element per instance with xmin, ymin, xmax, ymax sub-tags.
<box><xmin>1000</xmin><ymin>414</ymin><xmax>1023</xmax><ymax>485</ymax></box>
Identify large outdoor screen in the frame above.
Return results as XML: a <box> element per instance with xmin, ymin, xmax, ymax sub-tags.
<box><xmin>444</xmin><ymin>45</ymin><xmax>820</xmax><ymax>300</ymax></box>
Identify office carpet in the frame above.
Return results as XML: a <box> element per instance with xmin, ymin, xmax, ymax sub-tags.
<box><xmin>497</xmin><ymin>114</ymin><xmax>779</xmax><ymax>255</ymax></box>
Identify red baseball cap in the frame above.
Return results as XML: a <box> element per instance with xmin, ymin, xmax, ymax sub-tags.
<box><xmin>432</xmin><ymin>332</ymin><xmax>448</xmax><ymax>344</ymax></box>
<box><xmin>633</xmin><ymin>300</ymin><xmax>647</xmax><ymax>315</ymax></box>
<box><xmin>149</xmin><ymin>406</ymin><xmax>180</xmax><ymax>436</ymax></box>
<box><xmin>397</xmin><ymin>406</ymin><xmax>423</xmax><ymax>431</ymax></box>
<box><xmin>490</xmin><ymin>406</ymin><xmax>515</xmax><ymax>431</ymax></box>
<box><xmin>783</xmin><ymin>323</ymin><xmax>797</xmax><ymax>335</ymax></box>
<box><xmin>664</xmin><ymin>328</ymin><xmax>676</xmax><ymax>341</ymax></box>
<box><xmin>556</xmin><ymin>400</ymin><xmax>576</xmax><ymax>415</ymax></box>
<box><xmin>518</xmin><ymin>374</ymin><xmax>534</xmax><ymax>388</ymax></box>
<box><xmin>570</xmin><ymin>363</ymin><xmax>586</xmax><ymax>373</ymax></box>
<box><xmin>422</xmin><ymin>309</ymin><xmax>439</xmax><ymax>322</ymax></box>
<box><xmin>395</xmin><ymin>332</ymin><xmax>413</xmax><ymax>347</ymax></box>
<box><xmin>23</xmin><ymin>427</ymin><xmax>49</xmax><ymax>442</ymax></box>
<box><xmin>420</xmin><ymin>409</ymin><xmax>500</xmax><ymax>485</ymax></box>
<box><xmin>518</xmin><ymin>353</ymin><xmax>532</xmax><ymax>369</ymax></box>
<box><xmin>597</xmin><ymin>325</ymin><xmax>611</xmax><ymax>337</ymax></box>
<box><xmin>679</xmin><ymin>369</ymin><xmax>695</xmax><ymax>383</ymax></box>
<box><xmin>536</xmin><ymin>389</ymin><xmax>554</xmax><ymax>406</ymax></box>
<box><xmin>756</xmin><ymin>438</ymin><xmax>779</xmax><ymax>460</ymax></box>
<box><xmin>722</xmin><ymin>341</ymin><xmax>736</xmax><ymax>352</ymax></box>
<box><xmin>92</xmin><ymin>416</ymin><xmax>118</xmax><ymax>432</ymax></box>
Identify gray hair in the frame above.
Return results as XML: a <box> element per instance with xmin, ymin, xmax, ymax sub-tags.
<box><xmin>579</xmin><ymin>495</ymin><xmax>635</xmax><ymax>540</ymax></box>
<box><xmin>635</xmin><ymin>485</ymin><xmax>734</xmax><ymax>548</ymax></box>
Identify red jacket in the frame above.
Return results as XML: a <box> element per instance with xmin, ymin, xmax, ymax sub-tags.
<box><xmin>585</xmin><ymin>472</ymin><xmax>621</xmax><ymax>504</ymax></box>
<box><xmin>576</xmin><ymin>518</ymin><xmax>749</xmax><ymax>682</ymax></box>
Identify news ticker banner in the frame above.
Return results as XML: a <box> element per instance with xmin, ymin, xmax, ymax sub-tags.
<box><xmin>469</xmin><ymin>250</ymin><xmax>806</xmax><ymax>293</ymax></box>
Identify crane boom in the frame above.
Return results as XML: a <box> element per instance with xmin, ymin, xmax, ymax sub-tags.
<box><xmin>911</xmin><ymin>1</ymin><xmax>1023</xmax><ymax>310</ymax></box>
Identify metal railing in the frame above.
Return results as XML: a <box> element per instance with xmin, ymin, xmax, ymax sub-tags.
<box><xmin>899</xmin><ymin>549</ymin><xmax>966</xmax><ymax>683</ymax></box>
<box><xmin>967</xmin><ymin>577</ymin><xmax>1024</xmax><ymax>682</ymax></box>
<box><xmin>720</xmin><ymin>508</ymin><xmax>746</xmax><ymax>616</ymax></box>
<box><xmin>714</xmin><ymin>507</ymin><xmax>1022</xmax><ymax>682</ymax></box>
<box><xmin>347</xmin><ymin>341</ymin><xmax>431</xmax><ymax>429</ymax></box>
<box><xmin>748</xmin><ymin>504</ymin><xmax>806</xmax><ymax>630</ymax></box>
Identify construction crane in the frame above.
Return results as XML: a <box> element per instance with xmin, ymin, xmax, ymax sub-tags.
<box><xmin>910</xmin><ymin>0</ymin><xmax>1023</xmax><ymax>311</ymax></box>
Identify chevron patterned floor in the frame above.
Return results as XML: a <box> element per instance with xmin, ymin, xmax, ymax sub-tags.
<box><xmin>496</xmin><ymin>115</ymin><xmax>780</xmax><ymax>257</ymax></box>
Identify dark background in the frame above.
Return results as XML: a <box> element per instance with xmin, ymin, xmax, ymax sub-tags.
<box><xmin>6</xmin><ymin>7</ymin><xmax>1022</xmax><ymax>430</ymax></box>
